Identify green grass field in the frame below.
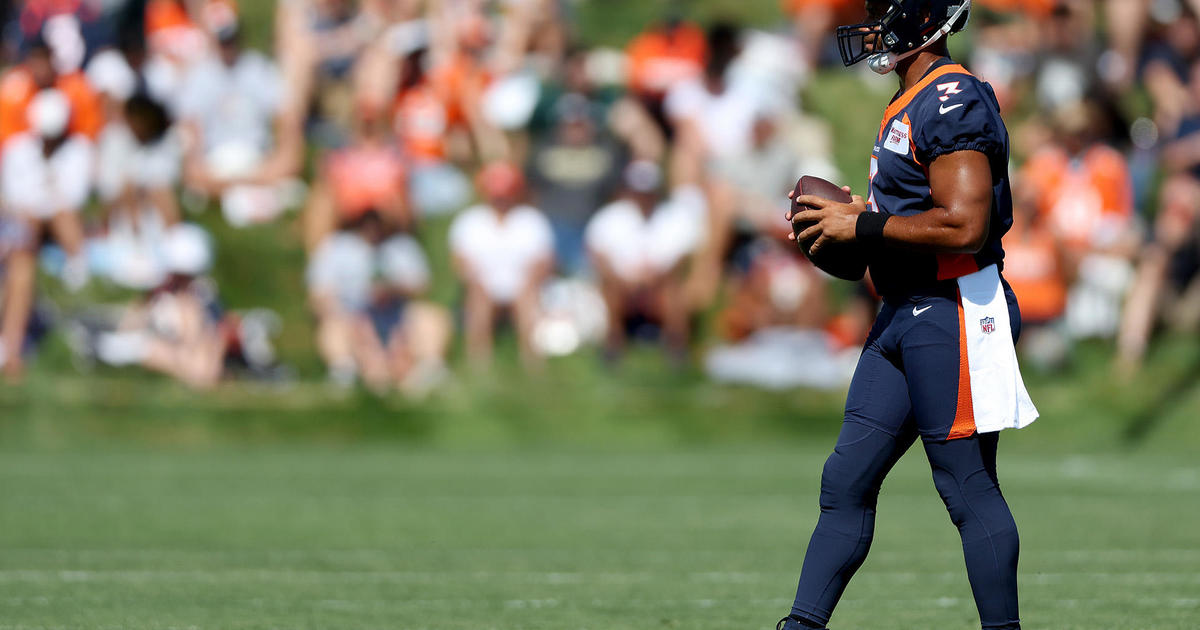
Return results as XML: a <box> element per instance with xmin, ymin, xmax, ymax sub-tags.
<box><xmin>1</xmin><ymin>445</ymin><xmax>1197</xmax><ymax>629</ymax></box>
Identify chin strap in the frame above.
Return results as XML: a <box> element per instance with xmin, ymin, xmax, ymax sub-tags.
<box><xmin>867</xmin><ymin>0</ymin><xmax>973</xmax><ymax>75</ymax></box>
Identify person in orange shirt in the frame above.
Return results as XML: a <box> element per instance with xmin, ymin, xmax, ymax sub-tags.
<box><xmin>1005</xmin><ymin>175</ymin><xmax>1070</xmax><ymax>369</ymax></box>
<box><xmin>1019</xmin><ymin>102</ymin><xmax>1138</xmax><ymax>341</ymax></box>
<box><xmin>1021</xmin><ymin>103</ymin><xmax>1135</xmax><ymax>261</ymax></box>
<box><xmin>0</xmin><ymin>39</ymin><xmax>102</xmax><ymax>147</ymax></box>
<box><xmin>145</xmin><ymin>0</ymin><xmax>238</xmax><ymax>60</ymax></box>
<box><xmin>1004</xmin><ymin>205</ymin><xmax>1067</xmax><ymax>326</ymax></box>
<box><xmin>305</xmin><ymin>103</ymin><xmax>410</xmax><ymax>250</ymax></box>
<box><xmin>388</xmin><ymin>44</ymin><xmax>472</xmax><ymax>217</ymax></box>
<box><xmin>625</xmin><ymin>14</ymin><xmax>707</xmax><ymax>133</ymax></box>
<box><xmin>626</xmin><ymin>16</ymin><xmax>707</xmax><ymax>100</ymax></box>
<box><xmin>393</xmin><ymin>47</ymin><xmax>450</xmax><ymax>164</ymax></box>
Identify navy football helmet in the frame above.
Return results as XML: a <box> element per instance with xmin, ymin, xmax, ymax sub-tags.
<box><xmin>837</xmin><ymin>0</ymin><xmax>972</xmax><ymax>74</ymax></box>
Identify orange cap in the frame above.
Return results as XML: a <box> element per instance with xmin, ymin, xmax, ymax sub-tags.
<box><xmin>476</xmin><ymin>161</ymin><xmax>525</xmax><ymax>199</ymax></box>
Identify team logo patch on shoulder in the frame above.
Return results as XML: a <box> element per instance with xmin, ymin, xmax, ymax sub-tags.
<box><xmin>883</xmin><ymin>120</ymin><xmax>910</xmax><ymax>156</ymax></box>
<box><xmin>980</xmin><ymin>316</ymin><xmax>996</xmax><ymax>334</ymax></box>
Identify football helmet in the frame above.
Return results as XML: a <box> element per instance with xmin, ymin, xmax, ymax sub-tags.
<box><xmin>837</xmin><ymin>0</ymin><xmax>972</xmax><ymax>74</ymax></box>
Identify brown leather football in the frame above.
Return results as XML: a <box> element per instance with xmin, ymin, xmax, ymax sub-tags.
<box><xmin>791</xmin><ymin>175</ymin><xmax>868</xmax><ymax>281</ymax></box>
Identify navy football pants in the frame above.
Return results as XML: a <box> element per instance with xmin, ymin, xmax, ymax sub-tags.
<box><xmin>788</xmin><ymin>287</ymin><xmax>1022</xmax><ymax>630</ymax></box>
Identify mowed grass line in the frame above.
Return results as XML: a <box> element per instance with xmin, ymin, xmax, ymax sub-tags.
<box><xmin>1</xmin><ymin>447</ymin><xmax>1197</xmax><ymax>629</ymax></box>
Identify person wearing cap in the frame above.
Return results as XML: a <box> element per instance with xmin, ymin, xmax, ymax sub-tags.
<box><xmin>449</xmin><ymin>161</ymin><xmax>555</xmax><ymax>369</ymax></box>
<box><xmin>584</xmin><ymin>160</ymin><xmax>706</xmax><ymax>362</ymax></box>
<box><xmin>1</xmin><ymin>88</ymin><xmax>93</xmax><ymax>292</ymax></box>
<box><xmin>525</xmin><ymin>92</ymin><xmax>626</xmax><ymax>275</ymax></box>
<box><xmin>175</xmin><ymin>17</ymin><xmax>304</xmax><ymax>226</ymax></box>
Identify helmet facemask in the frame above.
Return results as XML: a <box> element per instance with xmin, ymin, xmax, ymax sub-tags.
<box><xmin>836</xmin><ymin>0</ymin><xmax>901</xmax><ymax>67</ymax></box>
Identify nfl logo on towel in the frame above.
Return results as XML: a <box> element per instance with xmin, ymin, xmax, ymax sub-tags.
<box><xmin>980</xmin><ymin>317</ymin><xmax>996</xmax><ymax>334</ymax></box>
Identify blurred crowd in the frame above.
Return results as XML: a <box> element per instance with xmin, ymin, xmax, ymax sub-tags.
<box><xmin>0</xmin><ymin>0</ymin><xmax>1196</xmax><ymax>393</ymax></box>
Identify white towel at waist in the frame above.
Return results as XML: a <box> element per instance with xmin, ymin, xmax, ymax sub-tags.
<box><xmin>957</xmin><ymin>264</ymin><xmax>1039</xmax><ymax>433</ymax></box>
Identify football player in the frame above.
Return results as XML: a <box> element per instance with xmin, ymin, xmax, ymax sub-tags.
<box><xmin>777</xmin><ymin>2</ymin><xmax>1038</xmax><ymax>629</ymax></box>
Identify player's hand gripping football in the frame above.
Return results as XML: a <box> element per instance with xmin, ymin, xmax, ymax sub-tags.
<box><xmin>785</xmin><ymin>186</ymin><xmax>868</xmax><ymax>256</ymax></box>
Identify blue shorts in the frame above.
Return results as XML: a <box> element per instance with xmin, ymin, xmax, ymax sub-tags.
<box><xmin>847</xmin><ymin>279</ymin><xmax>1021</xmax><ymax>440</ymax></box>
<box><xmin>366</xmin><ymin>298</ymin><xmax>408</xmax><ymax>341</ymax></box>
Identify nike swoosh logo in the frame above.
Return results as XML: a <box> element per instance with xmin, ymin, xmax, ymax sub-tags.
<box><xmin>913</xmin><ymin>305</ymin><xmax>933</xmax><ymax>316</ymax></box>
<box><xmin>939</xmin><ymin>103</ymin><xmax>964</xmax><ymax>115</ymax></box>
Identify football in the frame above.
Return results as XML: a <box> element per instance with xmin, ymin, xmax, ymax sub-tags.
<box><xmin>791</xmin><ymin>175</ymin><xmax>868</xmax><ymax>281</ymax></box>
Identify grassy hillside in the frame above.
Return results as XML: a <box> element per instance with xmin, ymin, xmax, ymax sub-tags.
<box><xmin>4</xmin><ymin>2</ymin><xmax>1197</xmax><ymax>453</ymax></box>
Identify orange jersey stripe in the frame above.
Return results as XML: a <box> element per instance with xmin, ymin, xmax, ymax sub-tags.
<box><xmin>949</xmin><ymin>288</ymin><xmax>978</xmax><ymax>440</ymax></box>
<box><xmin>937</xmin><ymin>253</ymin><xmax>980</xmax><ymax>281</ymax></box>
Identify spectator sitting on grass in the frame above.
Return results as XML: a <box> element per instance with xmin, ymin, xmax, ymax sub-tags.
<box><xmin>0</xmin><ymin>38</ymin><xmax>103</xmax><ymax>147</ymax></box>
<box><xmin>584</xmin><ymin>160</ymin><xmax>703</xmax><ymax>364</ymax></box>
<box><xmin>1117</xmin><ymin>57</ymin><xmax>1200</xmax><ymax>374</ymax></box>
<box><xmin>0</xmin><ymin>217</ymin><xmax>36</xmax><ymax>381</ymax></box>
<box><xmin>704</xmin><ymin>238</ymin><xmax>856</xmax><ymax>391</ymax></box>
<box><xmin>92</xmin><ymin>93</ymin><xmax>184</xmax><ymax>290</ymax></box>
<box><xmin>1020</xmin><ymin>100</ymin><xmax>1138</xmax><ymax>341</ymax></box>
<box><xmin>663</xmin><ymin>21</ymin><xmax>766</xmax><ymax>309</ymax></box>
<box><xmin>526</xmin><ymin>93</ymin><xmax>626</xmax><ymax>275</ymax></box>
<box><xmin>1</xmin><ymin>88</ymin><xmax>92</xmax><ymax>292</ymax></box>
<box><xmin>176</xmin><ymin>18</ymin><xmax>303</xmax><ymax>226</ymax></box>
<box><xmin>624</xmin><ymin>9</ymin><xmax>707</xmax><ymax>136</ymax></box>
<box><xmin>303</xmin><ymin>103</ymin><xmax>409</xmax><ymax>251</ymax></box>
<box><xmin>1006</xmin><ymin>175</ymin><xmax>1070</xmax><ymax>371</ymax></box>
<box><xmin>308</xmin><ymin>208</ymin><xmax>449</xmax><ymax>393</ymax></box>
<box><xmin>449</xmin><ymin>161</ymin><xmax>554</xmax><ymax>370</ymax></box>
<box><xmin>389</xmin><ymin>37</ymin><xmax>473</xmax><ymax>217</ymax></box>
<box><xmin>93</xmin><ymin>224</ymin><xmax>229</xmax><ymax>389</ymax></box>
<box><xmin>527</xmin><ymin>45</ymin><xmax>664</xmax><ymax>164</ymax></box>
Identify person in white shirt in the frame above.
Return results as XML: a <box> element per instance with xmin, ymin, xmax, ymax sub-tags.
<box><xmin>449</xmin><ymin>161</ymin><xmax>554</xmax><ymax>369</ymax></box>
<box><xmin>176</xmin><ymin>23</ymin><xmax>303</xmax><ymax>226</ymax></box>
<box><xmin>94</xmin><ymin>223</ymin><xmax>228</xmax><ymax>389</ymax></box>
<box><xmin>307</xmin><ymin>210</ymin><xmax>451</xmax><ymax>393</ymax></box>
<box><xmin>93</xmin><ymin>93</ymin><xmax>185</xmax><ymax>290</ymax></box>
<box><xmin>585</xmin><ymin>160</ymin><xmax>704</xmax><ymax>361</ymax></box>
<box><xmin>1</xmin><ymin>88</ymin><xmax>92</xmax><ymax>291</ymax></box>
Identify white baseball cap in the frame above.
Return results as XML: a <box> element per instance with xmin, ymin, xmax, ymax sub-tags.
<box><xmin>86</xmin><ymin>49</ymin><xmax>137</xmax><ymax>101</ymax></box>
<box><xmin>162</xmin><ymin>224</ymin><xmax>213</xmax><ymax>276</ymax></box>
<box><xmin>28</xmin><ymin>89</ymin><xmax>71</xmax><ymax>138</ymax></box>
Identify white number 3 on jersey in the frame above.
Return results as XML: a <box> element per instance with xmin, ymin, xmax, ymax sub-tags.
<box><xmin>936</xmin><ymin>82</ymin><xmax>963</xmax><ymax>102</ymax></box>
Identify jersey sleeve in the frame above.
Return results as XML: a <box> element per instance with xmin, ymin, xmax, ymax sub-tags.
<box><xmin>913</xmin><ymin>76</ymin><xmax>1006</xmax><ymax>165</ymax></box>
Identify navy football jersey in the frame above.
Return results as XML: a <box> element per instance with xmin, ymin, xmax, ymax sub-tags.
<box><xmin>865</xmin><ymin>60</ymin><xmax>1013</xmax><ymax>298</ymax></box>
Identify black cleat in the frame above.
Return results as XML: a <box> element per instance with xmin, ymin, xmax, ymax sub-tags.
<box><xmin>777</xmin><ymin>616</ymin><xmax>829</xmax><ymax>630</ymax></box>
